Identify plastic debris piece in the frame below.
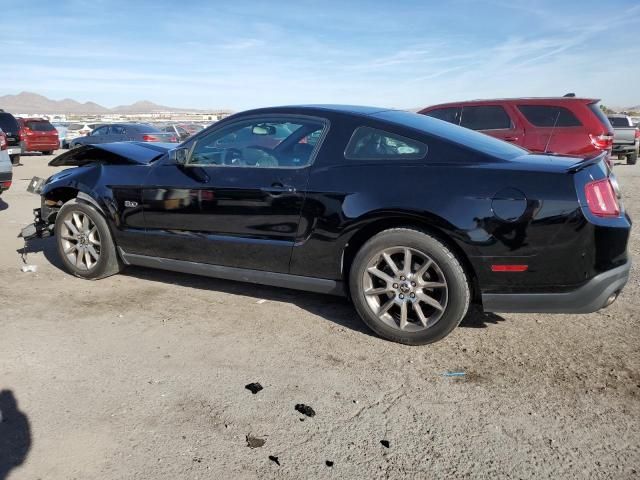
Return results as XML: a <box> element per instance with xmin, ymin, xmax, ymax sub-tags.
<box><xmin>380</xmin><ymin>440</ymin><xmax>390</xmax><ymax>448</ymax></box>
<box><xmin>326</xmin><ymin>460</ymin><xmax>334</xmax><ymax>467</ymax></box>
<box><xmin>256</xmin><ymin>299</ymin><xmax>267</xmax><ymax>304</ymax></box>
<box><xmin>246</xmin><ymin>434</ymin><xmax>266</xmax><ymax>449</ymax></box>
<box><xmin>443</xmin><ymin>372</ymin><xmax>466</xmax><ymax>377</ymax></box>
<box><xmin>295</xmin><ymin>404</ymin><xmax>315</xmax><ymax>417</ymax></box>
<box><xmin>21</xmin><ymin>265</ymin><xmax>37</xmax><ymax>273</ymax></box>
<box><xmin>245</xmin><ymin>383</ymin><xmax>263</xmax><ymax>394</ymax></box>
<box><xmin>268</xmin><ymin>455</ymin><xmax>280</xmax><ymax>466</ymax></box>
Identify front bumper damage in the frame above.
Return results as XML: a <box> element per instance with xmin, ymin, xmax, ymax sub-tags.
<box><xmin>19</xmin><ymin>176</ymin><xmax>57</xmax><ymax>240</ymax></box>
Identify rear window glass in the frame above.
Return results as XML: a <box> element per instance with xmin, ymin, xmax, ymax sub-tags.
<box><xmin>607</xmin><ymin>116</ymin><xmax>631</xmax><ymax>128</ymax></box>
<box><xmin>517</xmin><ymin>105</ymin><xmax>582</xmax><ymax>127</ymax></box>
<box><xmin>67</xmin><ymin>123</ymin><xmax>85</xmax><ymax>130</ymax></box>
<box><xmin>424</xmin><ymin>107</ymin><xmax>460</xmax><ymax>125</ymax></box>
<box><xmin>460</xmin><ymin>106</ymin><xmax>512</xmax><ymax>130</ymax></box>
<box><xmin>25</xmin><ymin>121</ymin><xmax>55</xmax><ymax>131</ymax></box>
<box><xmin>0</xmin><ymin>113</ymin><xmax>19</xmax><ymax>133</ymax></box>
<box><xmin>345</xmin><ymin>126</ymin><xmax>427</xmax><ymax>160</ymax></box>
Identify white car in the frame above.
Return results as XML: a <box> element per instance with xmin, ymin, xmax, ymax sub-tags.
<box><xmin>63</xmin><ymin>123</ymin><xmax>99</xmax><ymax>148</ymax></box>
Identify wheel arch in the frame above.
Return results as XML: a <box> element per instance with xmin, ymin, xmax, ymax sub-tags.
<box><xmin>341</xmin><ymin>214</ymin><xmax>481</xmax><ymax>304</ymax></box>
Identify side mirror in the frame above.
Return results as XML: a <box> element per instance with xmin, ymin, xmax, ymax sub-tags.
<box><xmin>170</xmin><ymin>147</ymin><xmax>190</xmax><ymax>165</ymax></box>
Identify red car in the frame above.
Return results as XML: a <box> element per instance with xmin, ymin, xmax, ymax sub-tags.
<box><xmin>419</xmin><ymin>97</ymin><xmax>614</xmax><ymax>160</ymax></box>
<box><xmin>18</xmin><ymin>118</ymin><xmax>59</xmax><ymax>155</ymax></box>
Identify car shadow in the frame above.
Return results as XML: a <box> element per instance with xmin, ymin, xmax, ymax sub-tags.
<box><xmin>0</xmin><ymin>197</ymin><xmax>8</xmax><ymax>211</ymax></box>
<box><xmin>18</xmin><ymin>236</ymin><xmax>506</xmax><ymax>338</ymax></box>
<box><xmin>0</xmin><ymin>390</ymin><xmax>32</xmax><ymax>480</ymax></box>
<box><xmin>17</xmin><ymin>236</ymin><xmax>65</xmax><ymax>270</ymax></box>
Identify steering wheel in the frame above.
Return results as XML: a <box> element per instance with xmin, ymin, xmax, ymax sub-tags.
<box><xmin>223</xmin><ymin>148</ymin><xmax>245</xmax><ymax>166</ymax></box>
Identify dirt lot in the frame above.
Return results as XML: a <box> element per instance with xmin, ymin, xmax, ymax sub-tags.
<box><xmin>0</xmin><ymin>152</ymin><xmax>638</xmax><ymax>479</ymax></box>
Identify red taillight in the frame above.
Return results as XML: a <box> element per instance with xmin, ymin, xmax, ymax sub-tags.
<box><xmin>170</xmin><ymin>136</ymin><xmax>178</xmax><ymax>142</ymax></box>
<box><xmin>142</xmin><ymin>134</ymin><xmax>160</xmax><ymax>142</ymax></box>
<box><xmin>0</xmin><ymin>133</ymin><xmax>6</xmax><ymax>150</ymax></box>
<box><xmin>635</xmin><ymin>129</ymin><xmax>640</xmax><ymax>139</ymax></box>
<box><xmin>1</xmin><ymin>180</ymin><xmax>11</xmax><ymax>189</ymax></box>
<box><xmin>585</xmin><ymin>178</ymin><xmax>620</xmax><ymax>217</ymax></box>
<box><xmin>589</xmin><ymin>133</ymin><xmax>613</xmax><ymax>150</ymax></box>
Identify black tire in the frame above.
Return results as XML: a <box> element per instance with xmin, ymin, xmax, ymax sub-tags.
<box><xmin>54</xmin><ymin>200</ymin><xmax>123</xmax><ymax>280</ymax></box>
<box><xmin>349</xmin><ymin>228</ymin><xmax>470</xmax><ymax>345</ymax></box>
<box><xmin>10</xmin><ymin>154</ymin><xmax>20</xmax><ymax>165</ymax></box>
<box><xmin>42</xmin><ymin>150</ymin><xmax>54</xmax><ymax>155</ymax></box>
<box><xmin>628</xmin><ymin>150</ymin><xmax>638</xmax><ymax>165</ymax></box>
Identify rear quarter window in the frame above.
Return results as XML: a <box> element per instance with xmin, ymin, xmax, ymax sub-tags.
<box><xmin>345</xmin><ymin>126</ymin><xmax>427</xmax><ymax>160</ymax></box>
<box><xmin>607</xmin><ymin>117</ymin><xmax>631</xmax><ymax>128</ymax></box>
<box><xmin>423</xmin><ymin>107</ymin><xmax>461</xmax><ymax>125</ymax></box>
<box><xmin>460</xmin><ymin>105</ymin><xmax>513</xmax><ymax>130</ymax></box>
<box><xmin>517</xmin><ymin>105</ymin><xmax>582</xmax><ymax>127</ymax></box>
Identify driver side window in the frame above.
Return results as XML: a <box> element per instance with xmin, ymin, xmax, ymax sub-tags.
<box><xmin>188</xmin><ymin>117</ymin><xmax>326</xmax><ymax>168</ymax></box>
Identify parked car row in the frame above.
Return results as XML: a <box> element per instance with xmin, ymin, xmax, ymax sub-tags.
<box><xmin>0</xmin><ymin>128</ymin><xmax>13</xmax><ymax>194</ymax></box>
<box><xmin>69</xmin><ymin>123</ymin><xmax>179</xmax><ymax>148</ymax></box>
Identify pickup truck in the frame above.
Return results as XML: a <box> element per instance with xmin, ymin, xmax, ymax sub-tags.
<box><xmin>607</xmin><ymin>114</ymin><xmax>639</xmax><ymax>165</ymax></box>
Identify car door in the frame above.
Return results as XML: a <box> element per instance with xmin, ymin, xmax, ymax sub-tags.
<box><xmin>460</xmin><ymin>105</ymin><xmax>524</xmax><ymax>145</ymax></box>
<box><xmin>141</xmin><ymin>115</ymin><xmax>329</xmax><ymax>273</ymax></box>
<box><xmin>85</xmin><ymin>125</ymin><xmax>110</xmax><ymax>145</ymax></box>
<box><xmin>109</xmin><ymin>124</ymin><xmax>128</xmax><ymax>142</ymax></box>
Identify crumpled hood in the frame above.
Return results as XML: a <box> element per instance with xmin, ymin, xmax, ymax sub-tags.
<box><xmin>48</xmin><ymin>142</ymin><xmax>174</xmax><ymax>167</ymax></box>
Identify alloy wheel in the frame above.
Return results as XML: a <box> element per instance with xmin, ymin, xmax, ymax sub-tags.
<box><xmin>362</xmin><ymin>246</ymin><xmax>448</xmax><ymax>332</ymax></box>
<box><xmin>60</xmin><ymin>211</ymin><xmax>102</xmax><ymax>271</ymax></box>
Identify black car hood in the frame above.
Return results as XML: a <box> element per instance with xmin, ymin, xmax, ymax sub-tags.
<box><xmin>49</xmin><ymin>142</ymin><xmax>174</xmax><ymax>167</ymax></box>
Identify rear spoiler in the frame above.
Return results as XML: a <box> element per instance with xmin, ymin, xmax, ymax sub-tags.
<box><xmin>567</xmin><ymin>151</ymin><xmax>609</xmax><ymax>173</ymax></box>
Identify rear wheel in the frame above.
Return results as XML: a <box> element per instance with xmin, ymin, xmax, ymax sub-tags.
<box><xmin>628</xmin><ymin>150</ymin><xmax>638</xmax><ymax>165</ymax></box>
<box><xmin>54</xmin><ymin>200</ymin><xmax>123</xmax><ymax>279</ymax></box>
<box><xmin>42</xmin><ymin>150</ymin><xmax>53</xmax><ymax>155</ymax></box>
<box><xmin>349</xmin><ymin>228</ymin><xmax>470</xmax><ymax>345</ymax></box>
<box><xmin>10</xmin><ymin>155</ymin><xmax>20</xmax><ymax>165</ymax></box>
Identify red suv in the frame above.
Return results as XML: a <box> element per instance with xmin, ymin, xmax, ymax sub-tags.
<box><xmin>17</xmin><ymin>118</ymin><xmax>59</xmax><ymax>155</ymax></box>
<box><xmin>419</xmin><ymin>98</ymin><xmax>614</xmax><ymax>160</ymax></box>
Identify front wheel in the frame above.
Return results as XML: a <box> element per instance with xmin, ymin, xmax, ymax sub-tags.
<box><xmin>350</xmin><ymin>228</ymin><xmax>470</xmax><ymax>345</ymax></box>
<box><xmin>54</xmin><ymin>200</ymin><xmax>123</xmax><ymax>279</ymax></box>
<box><xmin>42</xmin><ymin>150</ymin><xmax>54</xmax><ymax>155</ymax></box>
<box><xmin>628</xmin><ymin>150</ymin><xmax>638</xmax><ymax>165</ymax></box>
<box><xmin>10</xmin><ymin>155</ymin><xmax>20</xmax><ymax>165</ymax></box>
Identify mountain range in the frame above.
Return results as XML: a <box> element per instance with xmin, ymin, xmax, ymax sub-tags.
<box><xmin>0</xmin><ymin>92</ymin><xmax>206</xmax><ymax>114</ymax></box>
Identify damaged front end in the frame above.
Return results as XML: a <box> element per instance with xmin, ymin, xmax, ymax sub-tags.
<box><xmin>19</xmin><ymin>176</ymin><xmax>62</xmax><ymax>240</ymax></box>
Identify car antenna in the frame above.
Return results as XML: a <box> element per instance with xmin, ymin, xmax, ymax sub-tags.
<box><xmin>544</xmin><ymin>110</ymin><xmax>562</xmax><ymax>154</ymax></box>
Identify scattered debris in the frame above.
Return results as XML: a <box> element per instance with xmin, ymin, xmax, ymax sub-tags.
<box><xmin>442</xmin><ymin>372</ymin><xmax>466</xmax><ymax>377</ymax></box>
<box><xmin>326</xmin><ymin>460</ymin><xmax>334</xmax><ymax>467</ymax></box>
<box><xmin>256</xmin><ymin>299</ymin><xmax>267</xmax><ymax>304</ymax></box>
<box><xmin>299</xmin><ymin>418</ymin><xmax>305</xmax><ymax>422</ymax></box>
<box><xmin>380</xmin><ymin>440</ymin><xmax>390</xmax><ymax>448</ymax></box>
<box><xmin>268</xmin><ymin>455</ymin><xmax>280</xmax><ymax>466</ymax></box>
<box><xmin>246</xmin><ymin>434</ymin><xmax>266</xmax><ymax>449</ymax></box>
<box><xmin>192</xmin><ymin>456</ymin><xmax>202</xmax><ymax>463</ymax></box>
<box><xmin>21</xmin><ymin>265</ymin><xmax>37</xmax><ymax>273</ymax></box>
<box><xmin>245</xmin><ymin>382</ymin><xmax>263</xmax><ymax>394</ymax></box>
<box><xmin>295</xmin><ymin>404</ymin><xmax>316</xmax><ymax>417</ymax></box>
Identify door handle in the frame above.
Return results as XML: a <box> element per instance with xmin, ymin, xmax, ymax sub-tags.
<box><xmin>504</xmin><ymin>136</ymin><xmax>519</xmax><ymax>142</ymax></box>
<box><xmin>261</xmin><ymin>182</ymin><xmax>296</xmax><ymax>194</ymax></box>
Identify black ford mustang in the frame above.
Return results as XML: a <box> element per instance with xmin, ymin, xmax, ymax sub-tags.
<box><xmin>22</xmin><ymin>105</ymin><xmax>631</xmax><ymax>345</ymax></box>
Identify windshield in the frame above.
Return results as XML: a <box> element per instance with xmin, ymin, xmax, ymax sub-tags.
<box><xmin>608</xmin><ymin>117</ymin><xmax>631</xmax><ymax>128</ymax></box>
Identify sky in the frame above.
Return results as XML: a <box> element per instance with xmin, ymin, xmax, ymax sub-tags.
<box><xmin>2</xmin><ymin>0</ymin><xmax>639</xmax><ymax>111</ymax></box>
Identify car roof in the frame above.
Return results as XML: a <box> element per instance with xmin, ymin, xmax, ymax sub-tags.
<box><xmin>421</xmin><ymin>97</ymin><xmax>599</xmax><ymax>110</ymax></box>
<box><xmin>239</xmin><ymin>104</ymin><xmax>393</xmax><ymax>117</ymax></box>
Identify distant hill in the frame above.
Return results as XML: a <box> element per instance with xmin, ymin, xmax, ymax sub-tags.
<box><xmin>0</xmin><ymin>91</ymin><xmax>205</xmax><ymax>114</ymax></box>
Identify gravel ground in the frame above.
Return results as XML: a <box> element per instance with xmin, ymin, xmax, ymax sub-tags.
<box><xmin>0</xmin><ymin>152</ymin><xmax>638</xmax><ymax>479</ymax></box>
